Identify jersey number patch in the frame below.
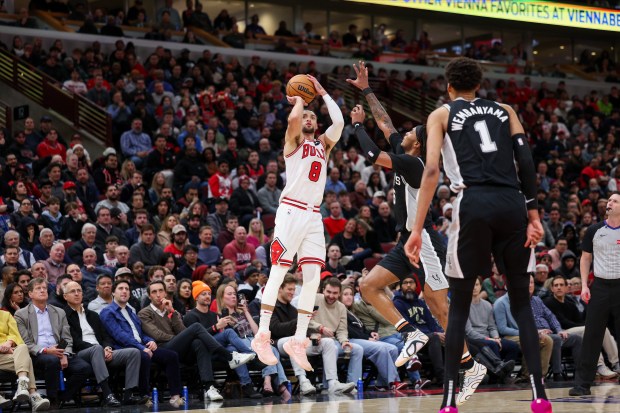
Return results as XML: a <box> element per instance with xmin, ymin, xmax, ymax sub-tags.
<box><xmin>474</xmin><ymin>120</ymin><xmax>497</xmax><ymax>153</ymax></box>
<box><xmin>308</xmin><ymin>161</ymin><xmax>322</xmax><ymax>182</ymax></box>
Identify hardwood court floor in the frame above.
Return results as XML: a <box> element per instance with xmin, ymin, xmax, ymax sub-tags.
<box><xmin>139</xmin><ymin>383</ymin><xmax>620</xmax><ymax>413</ymax></box>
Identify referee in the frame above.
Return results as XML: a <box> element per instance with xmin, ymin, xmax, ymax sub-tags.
<box><xmin>570</xmin><ymin>192</ymin><xmax>620</xmax><ymax>396</ymax></box>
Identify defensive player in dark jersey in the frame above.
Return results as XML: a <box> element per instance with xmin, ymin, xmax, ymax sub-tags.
<box><xmin>405</xmin><ymin>57</ymin><xmax>548</xmax><ymax>413</ymax></box>
<box><xmin>347</xmin><ymin>61</ymin><xmax>485</xmax><ymax>404</ymax></box>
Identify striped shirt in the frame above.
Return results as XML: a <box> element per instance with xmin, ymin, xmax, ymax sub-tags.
<box><xmin>581</xmin><ymin>221</ymin><xmax>620</xmax><ymax>280</ymax></box>
<box><xmin>530</xmin><ymin>296</ymin><xmax>562</xmax><ymax>333</ymax></box>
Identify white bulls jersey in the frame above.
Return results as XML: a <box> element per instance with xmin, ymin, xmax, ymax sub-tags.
<box><xmin>280</xmin><ymin>139</ymin><xmax>327</xmax><ymax>208</ymax></box>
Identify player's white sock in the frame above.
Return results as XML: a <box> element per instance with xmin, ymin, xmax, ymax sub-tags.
<box><xmin>258</xmin><ymin>264</ymin><xmax>289</xmax><ymax>333</ymax></box>
<box><xmin>294</xmin><ymin>264</ymin><xmax>321</xmax><ymax>340</ymax></box>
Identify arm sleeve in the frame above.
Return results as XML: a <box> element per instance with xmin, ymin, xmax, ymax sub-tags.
<box><xmin>354</xmin><ymin>126</ymin><xmax>381</xmax><ymax>164</ymax></box>
<box><xmin>323</xmin><ymin>95</ymin><xmax>344</xmax><ymax>142</ymax></box>
<box><xmin>512</xmin><ymin>133</ymin><xmax>538</xmax><ymax>210</ymax></box>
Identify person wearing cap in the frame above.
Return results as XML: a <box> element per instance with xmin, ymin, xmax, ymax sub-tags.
<box><xmin>176</xmin><ymin>245</ymin><xmax>202</xmax><ymax>281</ymax></box>
<box><xmin>238</xmin><ymin>266</ymin><xmax>260</xmax><ymax>302</ymax></box>
<box><xmin>183</xmin><ymin>281</ymin><xmax>262</xmax><ymax>399</ymax></box>
<box><xmin>129</xmin><ymin>224</ymin><xmax>164</xmax><ymax>269</ymax></box>
<box><xmin>222</xmin><ymin>226</ymin><xmax>256</xmax><ymax>273</ymax></box>
<box><xmin>138</xmin><ymin>280</ymin><xmax>254</xmax><ymax>401</ymax></box>
<box><xmin>163</xmin><ymin>224</ymin><xmax>189</xmax><ymax>260</ymax></box>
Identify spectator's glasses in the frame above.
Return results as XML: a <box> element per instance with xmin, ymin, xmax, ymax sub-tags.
<box><xmin>66</xmin><ymin>288</ymin><xmax>83</xmax><ymax>295</ymax></box>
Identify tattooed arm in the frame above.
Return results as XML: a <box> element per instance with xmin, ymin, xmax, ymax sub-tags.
<box><xmin>346</xmin><ymin>60</ymin><xmax>397</xmax><ymax>138</ymax></box>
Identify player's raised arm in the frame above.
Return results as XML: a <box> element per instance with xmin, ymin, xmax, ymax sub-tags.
<box><xmin>285</xmin><ymin>95</ymin><xmax>305</xmax><ymax>145</ymax></box>
<box><xmin>350</xmin><ymin>104</ymin><xmax>393</xmax><ymax>169</ymax></box>
<box><xmin>346</xmin><ymin>61</ymin><xmax>397</xmax><ymax>139</ymax></box>
<box><xmin>307</xmin><ymin>75</ymin><xmax>344</xmax><ymax>151</ymax></box>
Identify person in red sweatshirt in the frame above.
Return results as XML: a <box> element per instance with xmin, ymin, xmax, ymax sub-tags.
<box><xmin>36</xmin><ymin>129</ymin><xmax>66</xmax><ymax>162</ymax></box>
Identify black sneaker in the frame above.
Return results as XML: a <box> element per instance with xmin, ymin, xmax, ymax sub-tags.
<box><xmin>102</xmin><ymin>394</ymin><xmax>121</xmax><ymax>407</ymax></box>
<box><xmin>241</xmin><ymin>384</ymin><xmax>263</xmax><ymax>399</ymax></box>
<box><xmin>569</xmin><ymin>386</ymin><xmax>591</xmax><ymax>396</ymax></box>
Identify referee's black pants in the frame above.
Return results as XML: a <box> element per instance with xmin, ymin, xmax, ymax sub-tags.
<box><xmin>575</xmin><ymin>277</ymin><xmax>620</xmax><ymax>387</ymax></box>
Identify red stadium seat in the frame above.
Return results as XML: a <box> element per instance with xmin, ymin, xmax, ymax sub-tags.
<box><xmin>381</xmin><ymin>242</ymin><xmax>395</xmax><ymax>254</ymax></box>
<box><xmin>262</xmin><ymin>214</ymin><xmax>276</xmax><ymax>231</ymax></box>
<box><xmin>363</xmin><ymin>257</ymin><xmax>381</xmax><ymax>271</ymax></box>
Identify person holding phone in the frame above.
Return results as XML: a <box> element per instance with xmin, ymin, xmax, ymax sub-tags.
<box><xmin>215</xmin><ymin>283</ymin><xmax>290</xmax><ymax>399</ymax></box>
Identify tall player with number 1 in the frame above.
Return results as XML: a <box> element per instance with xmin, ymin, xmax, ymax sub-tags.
<box><xmin>251</xmin><ymin>75</ymin><xmax>344</xmax><ymax>370</ymax></box>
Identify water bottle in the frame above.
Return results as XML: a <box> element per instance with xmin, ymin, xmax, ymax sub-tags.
<box><xmin>357</xmin><ymin>378</ymin><xmax>363</xmax><ymax>394</ymax></box>
<box><xmin>152</xmin><ymin>387</ymin><xmax>158</xmax><ymax>404</ymax></box>
<box><xmin>59</xmin><ymin>370</ymin><xmax>65</xmax><ymax>391</ymax></box>
<box><xmin>286</xmin><ymin>381</ymin><xmax>292</xmax><ymax>395</ymax></box>
<box><xmin>183</xmin><ymin>386</ymin><xmax>188</xmax><ymax>401</ymax></box>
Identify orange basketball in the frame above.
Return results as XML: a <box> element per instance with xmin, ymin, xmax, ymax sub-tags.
<box><xmin>286</xmin><ymin>75</ymin><xmax>317</xmax><ymax>104</ymax></box>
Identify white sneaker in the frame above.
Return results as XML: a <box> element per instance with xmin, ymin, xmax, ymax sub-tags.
<box><xmin>29</xmin><ymin>393</ymin><xmax>50</xmax><ymax>412</ymax></box>
<box><xmin>14</xmin><ymin>378</ymin><xmax>30</xmax><ymax>403</ymax></box>
<box><xmin>612</xmin><ymin>362</ymin><xmax>620</xmax><ymax>374</ymax></box>
<box><xmin>456</xmin><ymin>361</ymin><xmax>487</xmax><ymax>406</ymax></box>
<box><xmin>596</xmin><ymin>364</ymin><xmax>618</xmax><ymax>379</ymax></box>
<box><xmin>0</xmin><ymin>394</ymin><xmax>12</xmax><ymax>409</ymax></box>
<box><xmin>229</xmin><ymin>351</ymin><xmax>256</xmax><ymax>369</ymax></box>
<box><xmin>205</xmin><ymin>385</ymin><xmax>224</xmax><ymax>401</ymax></box>
<box><xmin>395</xmin><ymin>330</ymin><xmax>429</xmax><ymax>367</ymax></box>
<box><xmin>328</xmin><ymin>381</ymin><xmax>355</xmax><ymax>394</ymax></box>
<box><xmin>299</xmin><ymin>379</ymin><xmax>316</xmax><ymax>396</ymax></box>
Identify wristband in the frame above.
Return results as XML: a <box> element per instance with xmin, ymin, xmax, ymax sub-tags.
<box><xmin>353</xmin><ymin>122</ymin><xmax>363</xmax><ymax>129</ymax></box>
<box><xmin>362</xmin><ymin>88</ymin><xmax>373</xmax><ymax>96</ymax></box>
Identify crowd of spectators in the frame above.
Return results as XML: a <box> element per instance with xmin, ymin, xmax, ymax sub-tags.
<box><xmin>0</xmin><ymin>14</ymin><xmax>617</xmax><ymax>401</ymax></box>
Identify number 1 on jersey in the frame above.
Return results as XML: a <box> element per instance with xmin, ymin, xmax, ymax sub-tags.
<box><xmin>474</xmin><ymin>120</ymin><xmax>497</xmax><ymax>153</ymax></box>
<box><xmin>308</xmin><ymin>161</ymin><xmax>322</xmax><ymax>182</ymax></box>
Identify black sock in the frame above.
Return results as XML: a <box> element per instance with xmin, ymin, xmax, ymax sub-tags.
<box><xmin>460</xmin><ymin>352</ymin><xmax>474</xmax><ymax>370</ymax></box>
<box><xmin>440</xmin><ymin>277</ymin><xmax>476</xmax><ymax>409</ymax></box>
<box><xmin>506</xmin><ymin>273</ymin><xmax>547</xmax><ymax>401</ymax></box>
<box><xmin>396</xmin><ymin>319</ymin><xmax>416</xmax><ymax>334</ymax></box>
<box><xmin>99</xmin><ymin>379</ymin><xmax>112</xmax><ymax>398</ymax></box>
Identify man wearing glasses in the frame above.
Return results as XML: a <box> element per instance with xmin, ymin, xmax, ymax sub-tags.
<box><xmin>62</xmin><ymin>281</ymin><xmax>145</xmax><ymax>406</ymax></box>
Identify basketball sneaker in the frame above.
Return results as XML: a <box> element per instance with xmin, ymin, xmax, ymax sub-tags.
<box><xmin>250</xmin><ymin>331</ymin><xmax>278</xmax><ymax>365</ymax></box>
<box><xmin>438</xmin><ymin>407</ymin><xmax>458</xmax><ymax>413</ymax></box>
<box><xmin>531</xmin><ymin>398</ymin><xmax>552</xmax><ymax>413</ymax></box>
<box><xmin>456</xmin><ymin>361</ymin><xmax>487</xmax><ymax>406</ymax></box>
<box><xmin>395</xmin><ymin>330</ymin><xmax>429</xmax><ymax>367</ymax></box>
<box><xmin>283</xmin><ymin>338</ymin><xmax>313</xmax><ymax>371</ymax></box>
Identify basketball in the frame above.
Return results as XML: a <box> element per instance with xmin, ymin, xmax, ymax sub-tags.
<box><xmin>286</xmin><ymin>75</ymin><xmax>317</xmax><ymax>104</ymax></box>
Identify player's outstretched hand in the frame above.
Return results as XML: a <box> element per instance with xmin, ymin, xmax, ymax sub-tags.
<box><xmin>351</xmin><ymin>104</ymin><xmax>365</xmax><ymax>124</ymax></box>
<box><xmin>287</xmin><ymin>95</ymin><xmax>306</xmax><ymax>106</ymax></box>
<box><xmin>306</xmin><ymin>75</ymin><xmax>326</xmax><ymax>97</ymax></box>
<box><xmin>404</xmin><ymin>231</ymin><xmax>422</xmax><ymax>268</ymax></box>
<box><xmin>346</xmin><ymin>61</ymin><xmax>370</xmax><ymax>91</ymax></box>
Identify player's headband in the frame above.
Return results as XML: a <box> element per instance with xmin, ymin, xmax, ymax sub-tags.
<box><xmin>414</xmin><ymin>125</ymin><xmax>427</xmax><ymax>143</ymax></box>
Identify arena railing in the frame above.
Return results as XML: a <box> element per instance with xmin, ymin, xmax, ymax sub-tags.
<box><xmin>0</xmin><ymin>47</ymin><xmax>112</xmax><ymax>146</ymax></box>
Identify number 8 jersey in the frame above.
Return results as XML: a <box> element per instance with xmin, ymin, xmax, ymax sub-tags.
<box><xmin>280</xmin><ymin>139</ymin><xmax>328</xmax><ymax>207</ymax></box>
<box><xmin>442</xmin><ymin>98</ymin><xmax>520</xmax><ymax>193</ymax></box>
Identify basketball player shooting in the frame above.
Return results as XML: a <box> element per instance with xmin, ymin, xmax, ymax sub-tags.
<box><xmin>251</xmin><ymin>75</ymin><xmax>344</xmax><ymax>371</ymax></box>
<box><xmin>404</xmin><ymin>57</ymin><xmax>549</xmax><ymax>413</ymax></box>
<box><xmin>347</xmin><ymin>61</ymin><xmax>485</xmax><ymax>405</ymax></box>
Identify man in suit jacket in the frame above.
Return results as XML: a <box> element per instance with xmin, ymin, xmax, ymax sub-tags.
<box><xmin>63</xmin><ymin>281</ymin><xmax>145</xmax><ymax>406</ymax></box>
<box><xmin>99</xmin><ymin>280</ymin><xmax>184</xmax><ymax>408</ymax></box>
<box><xmin>15</xmin><ymin>278</ymin><xmax>93</xmax><ymax>408</ymax></box>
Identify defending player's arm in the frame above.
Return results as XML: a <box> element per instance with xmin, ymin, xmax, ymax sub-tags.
<box><xmin>404</xmin><ymin>107</ymin><xmax>447</xmax><ymax>265</ymax></box>
<box><xmin>350</xmin><ymin>104</ymin><xmax>393</xmax><ymax>169</ymax></box>
<box><xmin>346</xmin><ymin>61</ymin><xmax>400</xmax><ymax>148</ymax></box>
<box><xmin>501</xmin><ymin>103</ymin><xmax>543</xmax><ymax>247</ymax></box>
<box><xmin>307</xmin><ymin>75</ymin><xmax>344</xmax><ymax>151</ymax></box>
